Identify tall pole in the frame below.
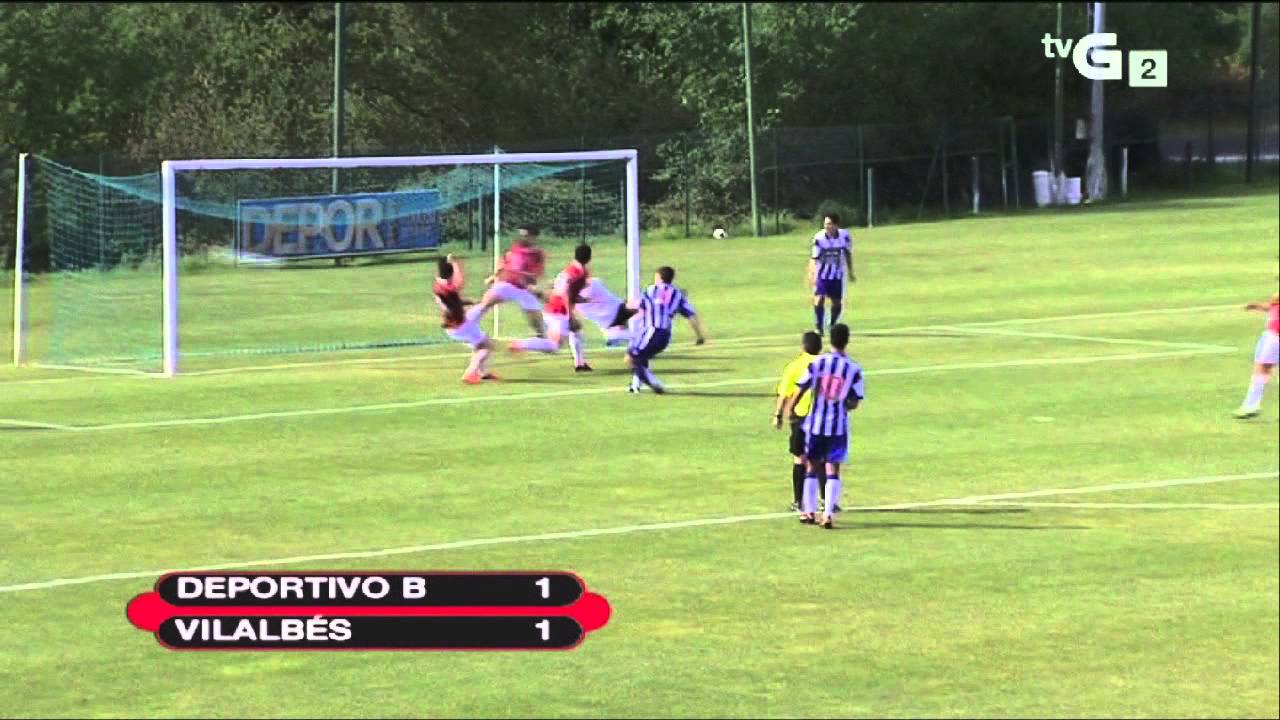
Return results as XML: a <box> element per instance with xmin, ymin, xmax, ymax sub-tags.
<box><xmin>1053</xmin><ymin>2</ymin><xmax>1064</xmax><ymax>178</ymax></box>
<box><xmin>742</xmin><ymin>2</ymin><xmax>762</xmax><ymax>237</ymax></box>
<box><xmin>331</xmin><ymin>1</ymin><xmax>346</xmax><ymax>195</ymax></box>
<box><xmin>1245</xmin><ymin>1</ymin><xmax>1260</xmax><ymax>183</ymax></box>
<box><xmin>1085</xmin><ymin>2</ymin><xmax>1107</xmax><ymax>202</ymax></box>
<box><xmin>13</xmin><ymin>153</ymin><xmax>27</xmax><ymax>366</ymax></box>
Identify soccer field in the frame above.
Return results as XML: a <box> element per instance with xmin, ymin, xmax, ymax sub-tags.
<box><xmin>2</xmin><ymin>191</ymin><xmax>1278</xmax><ymax>718</ymax></box>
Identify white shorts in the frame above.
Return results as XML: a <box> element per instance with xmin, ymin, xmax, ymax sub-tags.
<box><xmin>579</xmin><ymin>300</ymin><xmax>622</xmax><ymax>330</ymax></box>
<box><xmin>446</xmin><ymin>312</ymin><xmax>488</xmax><ymax>348</ymax></box>
<box><xmin>1255</xmin><ymin>331</ymin><xmax>1279</xmax><ymax>365</ymax></box>
<box><xmin>544</xmin><ymin>312</ymin><xmax>571</xmax><ymax>340</ymax></box>
<box><xmin>489</xmin><ymin>281</ymin><xmax>542</xmax><ymax>312</ymax></box>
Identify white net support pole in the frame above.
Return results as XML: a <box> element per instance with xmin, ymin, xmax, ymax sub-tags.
<box><xmin>158</xmin><ymin>149</ymin><xmax>640</xmax><ymax>377</ymax></box>
<box><xmin>161</xmin><ymin>161</ymin><xmax>179</xmax><ymax>377</ymax></box>
<box><xmin>625</xmin><ymin>154</ymin><xmax>641</xmax><ymax>301</ymax></box>
<box><xmin>12</xmin><ymin>152</ymin><xmax>28</xmax><ymax>366</ymax></box>
<box><xmin>492</xmin><ymin>147</ymin><xmax>502</xmax><ymax>338</ymax></box>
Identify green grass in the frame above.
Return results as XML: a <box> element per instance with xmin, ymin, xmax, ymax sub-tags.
<box><xmin>2</xmin><ymin>190</ymin><xmax>1278</xmax><ymax>718</ymax></box>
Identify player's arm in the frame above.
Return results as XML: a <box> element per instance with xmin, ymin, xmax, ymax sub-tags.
<box><xmin>808</xmin><ymin>240</ymin><xmax>820</xmax><ymax>288</ymax></box>
<box><xmin>844</xmin><ymin>369</ymin><xmax>865</xmax><ymax>411</ymax></box>
<box><xmin>1244</xmin><ymin>300</ymin><xmax>1271</xmax><ymax>312</ymax></box>
<box><xmin>687</xmin><ymin>315</ymin><xmax>707</xmax><ymax>345</ymax></box>
<box><xmin>845</xmin><ymin>243</ymin><xmax>856</xmax><ymax>282</ymax></box>
<box><xmin>773</xmin><ymin>391</ymin><xmax>791</xmax><ymax>429</ymax></box>
<box><xmin>447</xmin><ymin>254</ymin><xmax>465</xmax><ymax>290</ymax></box>
<box><xmin>679</xmin><ymin>300</ymin><xmax>707</xmax><ymax>345</ymax></box>
<box><xmin>569</xmin><ymin>275</ymin><xmax>591</xmax><ymax>306</ymax></box>
<box><xmin>772</xmin><ymin>369</ymin><xmax>794</xmax><ymax>429</ymax></box>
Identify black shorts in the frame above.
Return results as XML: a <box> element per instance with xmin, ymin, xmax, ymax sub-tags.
<box><xmin>609</xmin><ymin>304</ymin><xmax>637</xmax><ymax>329</ymax></box>
<box><xmin>788</xmin><ymin>420</ymin><xmax>806</xmax><ymax>457</ymax></box>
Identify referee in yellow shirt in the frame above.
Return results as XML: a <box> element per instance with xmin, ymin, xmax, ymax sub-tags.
<box><xmin>772</xmin><ymin>331</ymin><xmax>829</xmax><ymax>511</ymax></box>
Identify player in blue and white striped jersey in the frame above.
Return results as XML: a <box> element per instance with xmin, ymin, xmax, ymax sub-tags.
<box><xmin>807</xmin><ymin>213</ymin><xmax>855</xmax><ymax>335</ymax></box>
<box><xmin>627</xmin><ymin>266</ymin><xmax>707</xmax><ymax>394</ymax></box>
<box><xmin>781</xmin><ymin>323</ymin><xmax>864</xmax><ymax>529</ymax></box>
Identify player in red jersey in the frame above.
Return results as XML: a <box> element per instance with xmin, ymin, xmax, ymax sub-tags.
<box><xmin>473</xmin><ymin>225</ymin><xmax>548</xmax><ymax>336</ymax></box>
<box><xmin>433</xmin><ymin>255</ymin><xmax>497</xmax><ymax>385</ymax></box>
<box><xmin>510</xmin><ymin>243</ymin><xmax>594</xmax><ymax>371</ymax></box>
<box><xmin>1234</xmin><ymin>286</ymin><xmax>1279</xmax><ymax>419</ymax></box>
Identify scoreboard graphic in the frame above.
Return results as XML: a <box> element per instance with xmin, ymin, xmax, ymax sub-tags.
<box><xmin>126</xmin><ymin>572</ymin><xmax>611</xmax><ymax>651</ymax></box>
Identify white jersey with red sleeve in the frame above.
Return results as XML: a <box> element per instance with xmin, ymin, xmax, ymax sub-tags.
<box><xmin>544</xmin><ymin>262</ymin><xmax>590</xmax><ymax>316</ymax></box>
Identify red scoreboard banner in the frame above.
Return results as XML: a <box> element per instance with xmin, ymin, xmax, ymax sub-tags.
<box><xmin>125</xmin><ymin>571</ymin><xmax>611</xmax><ymax>651</ymax></box>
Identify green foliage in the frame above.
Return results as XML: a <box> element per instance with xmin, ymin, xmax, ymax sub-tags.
<box><xmin>0</xmin><ymin>2</ymin><xmax>1273</xmax><ymax>269</ymax></box>
<box><xmin>813</xmin><ymin>199</ymin><xmax>860</xmax><ymax>228</ymax></box>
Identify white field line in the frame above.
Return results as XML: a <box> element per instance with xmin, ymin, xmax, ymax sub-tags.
<box><xmin>970</xmin><ymin>501</ymin><xmax>1279</xmax><ymax>510</ymax></box>
<box><xmin>3</xmin><ymin>326</ymin><xmax>1212</xmax><ymax>387</ymax></box>
<box><xmin>0</xmin><ymin>418</ymin><xmax>78</xmax><ymax>431</ymax></box>
<box><xmin>961</xmin><ymin>303</ymin><xmax>1240</xmax><ymax>327</ymax></box>
<box><xmin>29</xmin><ymin>363</ymin><xmax>156</xmax><ymax>377</ymax></box>
<box><xmin>1</xmin><ymin>470</ymin><xmax>1274</xmax><ymax>596</ymax></box>
<box><xmin>0</xmin><ymin>346</ymin><xmax>1231</xmax><ymax>433</ymax></box>
<box><xmin>0</xmin><ymin>302</ymin><xmax>1244</xmax><ymax>385</ymax></box>
<box><xmin>935</xmin><ymin>325</ymin><xmax>1236</xmax><ymax>352</ymax></box>
<box><xmin>877</xmin><ymin>471</ymin><xmax>1280</xmax><ymax>509</ymax></box>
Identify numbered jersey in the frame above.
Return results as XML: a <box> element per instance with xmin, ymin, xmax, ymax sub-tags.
<box><xmin>796</xmin><ymin>351</ymin><xmax>865</xmax><ymax>436</ymax></box>
<box><xmin>811</xmin><ymin>229</ymin><xmax>851</xmax><ymax>281</ymax></box>
<box><xmin>544</xmin><ymin>262</ymin><xmax>590</xmax><ymax>315</ymax></box>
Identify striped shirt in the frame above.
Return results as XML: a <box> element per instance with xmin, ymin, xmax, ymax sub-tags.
<box><xmin>811</xmin><ymin>229</ymin><xmax>852</xmax><ymax>281</ymax></box>
<box><xmin>796</xmin><ymin>351</ymin><xmax>865</xmax><ymax>436</ymax></box>
<box><xmin>636</xmin><ymin>282</ymin><xmax>696</xmax><ymax>332</ymax></box>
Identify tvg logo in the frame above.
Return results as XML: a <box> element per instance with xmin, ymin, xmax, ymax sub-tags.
<box><xmin>1041</xmin><ymin>32</ymin><xmax>1168</xmax><ymax>88</ymax></box>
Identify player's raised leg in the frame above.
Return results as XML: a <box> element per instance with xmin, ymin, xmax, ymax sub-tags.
<box><xmin>433</xmin><ymin>256</ymin><xmax>499</xmax><ymax>384</ymax></box>
<box><xmin>512</xmin><ymin>312</ymin><xmax>566</xmax><ymax>354</ymax></box>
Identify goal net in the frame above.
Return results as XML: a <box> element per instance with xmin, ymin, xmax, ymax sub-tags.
<box><xmin>13</xmin><ymin>150</ymin><xmax>641</xmax><ymax>376</ymax></box>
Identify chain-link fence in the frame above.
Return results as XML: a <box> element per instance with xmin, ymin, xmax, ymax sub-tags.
<box><xmin>6</xmin><ymin>98</ymin><xmax>1278</xmax><ymax>272</ymax></box>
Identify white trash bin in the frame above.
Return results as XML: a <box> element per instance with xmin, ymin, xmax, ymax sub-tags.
<box><xmin>1065</xmin><ymin>177</ymin><xmax>1082</xmax><ymax>205</ymax></box>
<box><xmin>1033</xmin><ymin>171</ymin><xmax>1052</xmax><ymax>207</ymax></box>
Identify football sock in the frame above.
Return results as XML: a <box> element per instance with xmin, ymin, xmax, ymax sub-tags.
<box><xmin>814</xmin><ymin>303</ymin><xmax>825</xmax><ymax>333</ymax></box>
<box><xmin>802</xmin><ymin>476</ymin><xmax>820</xmax><ymax>514</ymax></box>
<box><xmin>792</xmin><ymin>463</ymin><xmax>805</xmax><ymax>504</ymax></box>
<box><xmin>1244</xmin><ymin>372</ymin><xmax>1269</xmax><ymax>409</ymax></box>
<box><xmin>825</xmin><ymin>476</ymin><xmax>842</xmax><ymax>516</ymax></box>
<box><xmin>569</xmin><ymin>332</ymin><xmax>585</xmax><ymax>366</ymax></box>
<box><xmin>830</xmin><ymin>300</ymin><xmax>843</xmax><ymax>324</ymax></box>
<box><xmin>467</xmin><ymin>348</ymin><xmax>490</xmax><ymax>376</ymax></box>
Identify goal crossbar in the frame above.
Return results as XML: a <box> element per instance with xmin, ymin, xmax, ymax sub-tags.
<box><xmin>156</xmin><ymin>149</ymin><xmax>642</xmax><ymax>377</ymax></box>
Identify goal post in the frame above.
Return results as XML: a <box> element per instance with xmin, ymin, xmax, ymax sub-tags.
<box><xmin>17</xmin><ymin>148</ymin><xmax>642</xmax><ymax>376</ymax></box>
<box><xmin>12</xmin><ymin>152</ymin><xmax>28</xmax><ymax>367</ymax></box>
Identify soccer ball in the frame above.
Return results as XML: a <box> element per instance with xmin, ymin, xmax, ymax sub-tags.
<box><xmin>712</xmin><ymin>228</ymin><xmax>728</xmax><ymax>240</ymax></box>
